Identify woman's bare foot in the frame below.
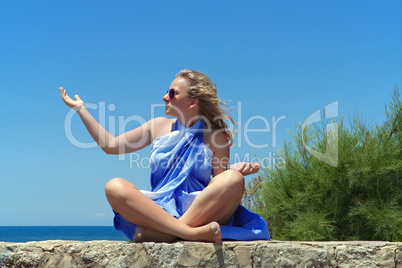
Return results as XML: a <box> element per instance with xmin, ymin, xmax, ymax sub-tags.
<box><xmin>208</xmin><ymin>222</ymin><xmax>222</xmax><ymax>243</ymax></box>
<box><xmin>133</xmin><ymin>226</ymin><xmax>177</xmax><ymax>243</ymax></box>
<box><xmin>189</xmin><ymin>222</ymin><xmax>222</xmax><ymax>243</ymax></box>
<box><xmin>133</xmin><ymin>222</ymin><xmax>222</xmax><ymax>243</ymax></box>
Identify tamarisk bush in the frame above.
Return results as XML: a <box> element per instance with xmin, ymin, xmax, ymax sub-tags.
<box><xmin>243</xmin><ymin>87</ymin><xmax>401</xmax><ymax>241</ymax></box>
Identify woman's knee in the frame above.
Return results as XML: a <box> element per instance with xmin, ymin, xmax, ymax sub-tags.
<box><xmin>223</xmin><ymin>170</ymin><xmax>245</xmax><ymax>190</ymax></box>
<box><xmin>105</xmin><ymin>177</ymin><xmax>138</xmax><ymax>200</ymax></box>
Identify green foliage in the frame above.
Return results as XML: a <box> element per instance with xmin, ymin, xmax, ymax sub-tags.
<box><xmin>243</xmin><ymin>87</ymin><xmax>402</xmax><ymax>241</ymax></box>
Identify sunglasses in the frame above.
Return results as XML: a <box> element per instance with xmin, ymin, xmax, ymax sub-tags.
<box><xmin>167</xmin><ymin>89</ymin><xmax>175</xmax><ymax>99</ymax></box>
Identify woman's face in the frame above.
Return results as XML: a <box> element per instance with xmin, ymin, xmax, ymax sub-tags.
<box><xmin>163</xmin><ymin>77</ymin><xmax>195</xmax><ymax>118</ymax></box>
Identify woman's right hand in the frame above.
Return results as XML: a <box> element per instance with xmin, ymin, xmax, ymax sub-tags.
<box><xmin>59</xmin><ymin>87</ymin><xmax>85</xmax><ymax>112</ymax></box>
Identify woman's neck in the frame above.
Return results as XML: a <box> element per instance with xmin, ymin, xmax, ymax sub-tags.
<box><xmin>177</xmin><ymin>115</ymin><xmax>201</xmax><ymax>128</ymax></box>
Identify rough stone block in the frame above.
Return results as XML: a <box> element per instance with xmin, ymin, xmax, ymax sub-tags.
<box><xmin>0</xmin><ymin>240</ymin><xmax>400</xmax><ymax>267</ymax></box>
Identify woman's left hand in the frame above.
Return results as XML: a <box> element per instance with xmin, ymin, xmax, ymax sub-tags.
<box><xmin>230</xmin><ymin>162</ymin><xmax>261</xmax><ymax>176</ymax></box>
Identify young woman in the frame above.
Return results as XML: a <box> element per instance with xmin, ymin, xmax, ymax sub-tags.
<box><xmin>60</xmin><ymin>69</ymin><xmax>270</xmax><ymax>243</ymax></box>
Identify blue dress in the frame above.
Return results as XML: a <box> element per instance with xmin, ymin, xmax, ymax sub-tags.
<box><xmin>114</xmin><ymin>119</ymin><xmax>270</xmax><ymax>241</ymax></box>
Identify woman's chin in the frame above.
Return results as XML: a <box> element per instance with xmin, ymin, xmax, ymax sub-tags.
<box><xmin>165</xmin><ymin>107</ymin><xmax>180</xmax><ymax>118</ymax></box>
<box><xmin>164</xmin><ymin>110</ymin><xmax>174</xmax><ymax>117</ymax></box>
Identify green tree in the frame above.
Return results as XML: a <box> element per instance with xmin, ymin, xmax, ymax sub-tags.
<box><xmin>243</xmin><ymin>87</ymin><xmax>402</xmax><ymax>241</ymax></box>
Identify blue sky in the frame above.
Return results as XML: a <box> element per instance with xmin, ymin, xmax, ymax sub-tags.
<box><xmin>0</xmin><ymin>0</ymin><xmax>400</xmax><ymax>226</ymax></box>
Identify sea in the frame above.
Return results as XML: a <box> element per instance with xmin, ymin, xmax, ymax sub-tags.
<box><xmin>0</xmin><ymin>226</ymin><xmax>127</xmax><ymax>243</ymax></box>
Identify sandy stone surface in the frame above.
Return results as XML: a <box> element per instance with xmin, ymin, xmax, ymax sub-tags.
<box><xmin>0</xmin><ymin>240</ymin><xmax>400</xmax><ymax>267</ymax></box>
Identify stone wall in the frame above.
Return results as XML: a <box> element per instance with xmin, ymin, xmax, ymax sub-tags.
<box><xmin>0</xmin><ymin>240</ymin><xmax>400</xmax><ymax>267</ymax></box>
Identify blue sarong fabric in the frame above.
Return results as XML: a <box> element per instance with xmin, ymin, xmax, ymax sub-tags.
<box><xmin>114</xmin><ymin>119</ymin><xmax>270</xmax><ymax>241</ymax></box>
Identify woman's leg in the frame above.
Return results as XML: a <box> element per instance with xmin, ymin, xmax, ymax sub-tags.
<box><xmin>133</xmin><ymin>170</ymin><xmax>245</xmax><ymax>241</ymax></box>
<box><xmin>105</xmin><ymin>177</ymin><xmax>221</xmax><ymax>243</ymax></box>
<box><xmin>180</xmin><ymin>170</ymin><xmax>245</xmax><ymax>226</ymax></box>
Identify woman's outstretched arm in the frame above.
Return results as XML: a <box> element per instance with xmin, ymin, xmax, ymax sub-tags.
<box><xmin>59</xmin><ymin>87</ymin><xmax>153</xmax><ymax>154</ymax></box>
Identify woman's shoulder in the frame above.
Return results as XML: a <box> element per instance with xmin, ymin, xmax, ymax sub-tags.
<box><xmin>149</xmin><ymin>117</ymin><xmax>176</xmax><ymax>140</ymax></box>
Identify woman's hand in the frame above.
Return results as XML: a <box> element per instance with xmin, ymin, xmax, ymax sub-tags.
<box><xmin>230</xmin><ymin>162</ymin><xmax>261</xmax><ymax>176</ymax></box>
<box><xmin>59</xmin><ymin>87</ymin><xmax>85</xmax><ymax>112</ymax></box>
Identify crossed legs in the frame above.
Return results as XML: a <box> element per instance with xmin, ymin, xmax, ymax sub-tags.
<box><xmin>105</xmin><ymin>170</ymin><xmax>244</xmax><ymax>243</ymax></box>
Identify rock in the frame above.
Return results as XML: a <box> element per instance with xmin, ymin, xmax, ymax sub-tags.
<box><xmin>0</xmin><ymin>240</ymin><xmax>400</xmax><ymax>267</ymax></box>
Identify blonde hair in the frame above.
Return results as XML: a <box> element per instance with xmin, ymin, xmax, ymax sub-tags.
<box><xmin>176</xmin><ymin>69</ymin><xmax>235</xmax><ymax>146</ymax></box>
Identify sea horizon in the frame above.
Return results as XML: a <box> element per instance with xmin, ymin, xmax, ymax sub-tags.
<box><xmin>0</xmin><ymin>226</ymin><xmax>127</xmax><ymax>243</ymax></box>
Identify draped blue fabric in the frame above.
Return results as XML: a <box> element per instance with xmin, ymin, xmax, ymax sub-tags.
<box><xmin>113</xmin><ymin>119</ymin><xmax>270</xmax><ymax>241</ymax></box>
